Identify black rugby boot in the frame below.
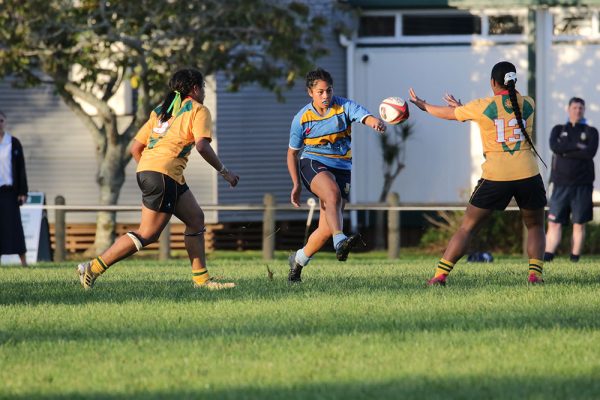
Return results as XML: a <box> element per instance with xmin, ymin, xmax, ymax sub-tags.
<box><xmin>288</xmin><ymin>254</ymin><xmax>303</xmax><ymax>283</ymax></box>
<box><xmin>335</xmin><ymin>233</ymin><xmax>361</xmax><ymax>262</ymax></box>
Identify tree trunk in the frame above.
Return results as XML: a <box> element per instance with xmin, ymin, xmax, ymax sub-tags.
<box><xmin>85</xmin><ymin>140</ymin><xmax>130</xmax><ymax>256</ymax></box>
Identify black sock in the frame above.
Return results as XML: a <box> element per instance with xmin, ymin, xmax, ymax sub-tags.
<box><xmin>543</xmin><ymin>252</ymin><xmax>555</xmax><ymax>262</ymax></box>
<box><xmin>570</xmin><ymin>254</ymin><xmax>580</xmax><ymax>262</ymax></box>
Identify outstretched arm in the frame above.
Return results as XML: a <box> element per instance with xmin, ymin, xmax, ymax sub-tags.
<box><xmin>362</xmin><ymin>115</ymin><xmax>386</xmax><ymax>133</ymax></box>
<box><xmin>409</xmin><ymin>88</ymin><xmax>459</xmax><ymax>120</ymax></box>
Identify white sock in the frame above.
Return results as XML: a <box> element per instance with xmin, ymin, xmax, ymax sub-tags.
<box><xmin>295</xmin><ymin>248</ymin><xmax>311</xmax><ymax>267</ymax></box>
<box><xmin>333</xmin><ymin>233</ymin><xmax>347</xmax><ymax>249</ymax></box>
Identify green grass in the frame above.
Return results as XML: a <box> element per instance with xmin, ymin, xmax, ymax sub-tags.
<box><xmin>1</xmin><ymin>251</ymin><xmax>600</xmax><ymax>399</ymax></box>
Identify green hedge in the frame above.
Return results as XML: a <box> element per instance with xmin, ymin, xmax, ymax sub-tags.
<box><xmin>420</xmin><ymin>210</ymin><xmax>524</xmax><ymax>255</ymax></box>
<box><xmin>420</xmin><ymin>210</ymin><xmax>600</xmax><ymax>255</ymax></box>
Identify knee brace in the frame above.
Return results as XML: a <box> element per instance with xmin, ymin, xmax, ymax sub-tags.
<box><xmin>184</xmin><ymin>227</ymin><xmax>206</xmax><ymax>237</ymax></box>
<box><xmin>126</xmin><ymin>231</ymin><xmax>146</xmax><ymax>251</ymax></box>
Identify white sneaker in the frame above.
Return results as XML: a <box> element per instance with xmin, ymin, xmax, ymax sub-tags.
<box><xmin>193</xmin><ymin>278</ymin><xmax>235</xmax><ymax>290</ymax></box>
<box><xmin>77</xmin><ymin>261</ymin><xmax>99</xmax><ymax>290</ymax></box>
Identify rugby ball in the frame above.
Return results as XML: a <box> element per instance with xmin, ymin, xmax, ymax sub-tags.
<box><xmin>379</xmin><ymin>97</ymin><xmax>409</xmax><ymax>124</ymax></box>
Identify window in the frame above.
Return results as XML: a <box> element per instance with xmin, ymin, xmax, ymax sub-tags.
<box><xmin>358</xmin><ymin>15</ymin><xmax>395</xmax><ymax>37</ymax></box>
<box><xmin>489</xmin><ymin>15</ymin><xmax>525</xmax><ymax>35</ymax></box>
<box><xmin>402</xmin><ymin>14</ymin><xmax>481</xmax><ymax>36</ymax></box>
<box><xmin>553</xmin><ymin>11</ymin><xmax>594</xmax><ymax>36</ymax></box>
<box><xmin>356</xmin><ymin>10</ymin><xmax>528</xmax><ymax>44</ymax></box>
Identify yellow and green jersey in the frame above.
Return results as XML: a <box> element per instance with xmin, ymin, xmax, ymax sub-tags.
<box><xmin>454</xmin><ymin>92</ymin><xmax>539</xmax><ymax>181</ymax></box>
<box><xmin>135</xmin><ymin>98</ymin><xmax>213</xmax><ymax>185</ymax></box>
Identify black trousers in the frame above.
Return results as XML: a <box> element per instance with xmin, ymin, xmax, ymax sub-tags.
<box><xmin>0</xmin><ymin>187</ymin><xmax>26</xmax><ymax>255</ymax></box>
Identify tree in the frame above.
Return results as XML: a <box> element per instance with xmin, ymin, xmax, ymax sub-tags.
<box><xmin>378</xmin><ymin>122</ymin><xmax>414</xmax><ymax>203</ymax></box>
<box><xmin>374</xmin><ymin>122</ymin><xmax>414</xmax><ymax>249</ymax></box>
<box><xmin>0</xmin><ymin>0</ymin><xmax>329</xmax><ymax>253</ymax></box>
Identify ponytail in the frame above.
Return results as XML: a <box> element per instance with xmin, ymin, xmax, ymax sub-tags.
<box><xmin>158</xmin><ymin>69</ymin><xmax>205</xmax><ymax>123</ymax></box>
<box><xmin>158</xmin><ymin>91</ymin><xmax>179</xmax><ymax>123</ymax></box>
<box><xmin>505</xmin><ymin>80</ymin><xmax>547</xmax><ymax>169</ymax></box>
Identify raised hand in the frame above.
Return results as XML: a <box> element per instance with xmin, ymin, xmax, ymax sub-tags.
<box><xmin>443</xmin><ymin>93</ymin><xmax>463</xmax><ymax>107</ymax></box>
<box><xmin>409</xmin><ymin>88</ymin><xmax>427</xmax><ymax>111</ymax></box>
<box><xmin>364</xmin><ymin>115</ymin><xmax>386</xmax><ymax>133</ymax></box>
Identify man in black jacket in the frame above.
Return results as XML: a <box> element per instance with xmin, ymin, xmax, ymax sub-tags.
<box><xmin>0</xmin><ymin>110</ymin><xmax>29</xmax><ymax>267</ymax></box>
<box><xmin>545</xmin><ymin>97</ymin><xmax>598</xmax><ymax>262</ymax></box>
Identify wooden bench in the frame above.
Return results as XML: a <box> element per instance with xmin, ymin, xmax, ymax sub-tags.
<box><xmin>48</xmin><ymin>220</ymin><xmax>308</xmax><ymax>255</ymax></box>
<box><xmin>49</xmin><ymin>223</ymin><xmax>223</xmax><ymax>254</ymax></box>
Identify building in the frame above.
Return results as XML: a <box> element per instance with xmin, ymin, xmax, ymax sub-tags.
<box><xmin>2</xmin><ymin>0</ymin><xmax>600</xmax><ymax>228</ymax></box>
<box><xmin>0</xmin><ymin>1</ymin><xmax>346</xmax><ymax>226</ymax></box>
<box><xmin>345</xmin><ymin>0</ymin><xmax>600</xmax><ymax>206</ymax></box>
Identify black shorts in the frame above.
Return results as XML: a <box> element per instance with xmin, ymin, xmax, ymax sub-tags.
<box><xmin>548</xmin><ymin>184</ymin><xmax>593</xmax><ymax>224</ymax></box>
<box><xmin>469</xmin><ymin>174</ymin><xmax>547</xmax><ymax>210</ymax></box>
<box><xmin>299</xmin><ymin>158</ymin><xmax>351</xmax><ymax>201</ymax></box>
<box><xmin>136</xmin><ymin>171</ymin><xmax>189</xmax><ymax>213</ymax></box>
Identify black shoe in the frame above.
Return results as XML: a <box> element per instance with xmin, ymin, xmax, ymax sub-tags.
<box><xmin>570</xmin><ymin>254</ymin><xmax>580</xmax><ymax>263</ymax></box>
<box><xmin>288</xmin><ymin>254</ymin><xmax>303</xmax><ymax>283</ymax></box>
<box><xmin>543</xmin><ymin>252</ymin><xmax>554</xmax><ymax>262</ymax></box>
<box><xmin>335</xmin><ymin>233</ymin><xmax>361</xmax><ymax>262</ymax></box>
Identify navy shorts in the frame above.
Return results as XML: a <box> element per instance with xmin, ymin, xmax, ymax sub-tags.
<box><xmin>548</xmin><ymin>184</ymin><xmax>593</xmax><ymax>224</ymax></box>
<box><xmin>299</xmin><ymin>158</ymin><xmax>351</xmax><ymax>201</ymax></box>
<box><xmin>136</xmin><ymin>171</ymin><xmax>189</xmax><ymax>213</ymax></box>
<box><xmin>470</xmin><ymin>174</ymin><xmax>547</xmax><ymax>210</ymax></box>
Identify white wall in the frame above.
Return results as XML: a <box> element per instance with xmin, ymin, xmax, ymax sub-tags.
<box><xmin>352</xmin><ymin>41</ymin><xmax>600</xmax><ymax>204</ymax></box>
<box><xmin>353</xmin><ymin>44</ymin><xmax>527</xmax><ymax>203</ymax></box>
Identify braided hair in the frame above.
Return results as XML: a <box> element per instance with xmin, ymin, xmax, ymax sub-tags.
<box><xmin>491</xmin><ymin>61</ymin><xmax>546</xmax><ymax>168</ymax></box>
<box><xmin>306</xmin><ymin>68</ymin><xmax>333</xmax><ymax>89</ymax></box>
<box><xmin>158</xmin><ymin>69</ymin><xmax>204</xmax><ymax>123</ymax></box>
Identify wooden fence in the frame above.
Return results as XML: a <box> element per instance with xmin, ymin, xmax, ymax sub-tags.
<box><xmin>41</xmin><ymin>193</ymin><xmax>522</xmax><ymax>261</ymax></box>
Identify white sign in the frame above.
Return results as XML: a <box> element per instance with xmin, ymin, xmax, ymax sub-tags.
<box><xmin>1</xmin><ymin>192</ymin><xmax>45</xmax><ymax>265</ymax></box>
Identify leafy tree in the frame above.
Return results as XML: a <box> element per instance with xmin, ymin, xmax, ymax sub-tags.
<box><xmin>0</xmin><ymin>0</ymin><xmax>329</xmax><ymax>253</ymax></box>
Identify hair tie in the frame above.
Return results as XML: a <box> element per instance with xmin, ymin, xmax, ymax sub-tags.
<box><xmin>167</xmin><ymin>90</ymin><xmax>182</xmax><ymax>115</ymax></box>
<box><xmin>504</xmin><ymin>72</ymin><xmax>517</xmax><ymax>85</ymax></box>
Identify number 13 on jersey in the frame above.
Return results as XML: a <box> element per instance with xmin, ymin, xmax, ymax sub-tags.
<box><xmin>494</xmin><ymin>118</ymin><xmax>526</xmax><ymax>143</ymax></box>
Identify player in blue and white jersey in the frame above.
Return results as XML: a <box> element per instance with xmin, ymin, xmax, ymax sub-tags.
<box><xmin>287</xmin><ymin>68</ymin><xmax>386</xmax><ymax>282</ymax></box>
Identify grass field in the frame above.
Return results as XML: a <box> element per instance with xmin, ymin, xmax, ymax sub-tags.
<box><xmin>1</xmin><ymin>251</ymin><xmax>600</xmax><ymax>399</ymax></box>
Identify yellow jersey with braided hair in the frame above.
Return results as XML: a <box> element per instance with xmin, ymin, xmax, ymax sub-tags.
<box><xmin>454</xmin><ymin>92</ymin><xmax>539</xmax><ymax>181</ymax></box>
<box><xmin>135</xmin><ymin>98</ymin><xmax>212</xmax><ymax>184</ymax></box>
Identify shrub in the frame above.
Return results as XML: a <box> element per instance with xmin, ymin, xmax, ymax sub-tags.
<box><xmin>420</xmin><ymin>210</ymin><xmax>524</xmax><ymax>255</ymax></box>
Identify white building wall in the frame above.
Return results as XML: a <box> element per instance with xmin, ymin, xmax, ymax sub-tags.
<box><xmin>353</xmin><ymin>44</ymin><xmax>528</xmax><ymax>203</ymax></box>
<box><xmin>352</xmin><ymin>39</ymin><xmax>600</xmax><ymax>204</ymax></box>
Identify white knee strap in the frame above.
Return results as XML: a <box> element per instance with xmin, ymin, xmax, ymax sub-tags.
<box><xmin>127</xmin><ymin>232</ymin><xmax>144</xmax><ymax>251</ymax></box>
